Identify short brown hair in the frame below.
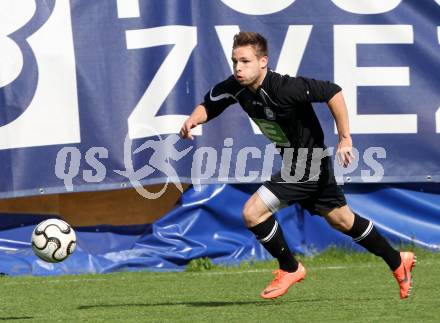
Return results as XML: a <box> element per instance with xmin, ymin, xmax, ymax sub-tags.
<box><xmin>233</xmin><ymin>32</ymin><xmax>268</xmax><ymax>57</ymax></box>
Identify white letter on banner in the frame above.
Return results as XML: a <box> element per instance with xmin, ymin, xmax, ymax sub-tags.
<box><xmin>0</xmin><ymin>0</ymin><xmax>32</xmax><ymax>87</ymax></box>
<box><xmin>276</xmin><ymin>25</ymin><xmax>313</xmax><ymax>76</ymax></box>
<box><xmin>215</xmin><ymin>25</ymin><xmax>312</xmax><ymax>135</ymax></box>
<box><xmin>235</xmin><ymin>147</ymin><xmax>261</xmax><ymax>182</ymax></box>
<box><xmin>0</xmin><ymin>0</ymin><xmax>80</xmax><ymax>149</ymax></box>
<box><xmin>220</xmin><ymin>0</ymin><xmax>296</xmax><ymax>15</ymax></box>
<box><xmin>334</xmin><ymin>25</ymin><xmax>416</xmax><ymax>134</ymax></box>
<box><xmin>55</xmin><ymin>147</ymin><xmax>81</xmax><ymax>192</ymax></box>
<box><xmin>126</xmin><ymin>26</ymin><xmax>198</xmax><ymax>139</ymax></box>
<box><xmin>191</xmin><ymin>147</ymin><xmax>218</xmax><ymax>191</ymax></box>
<box><xmin>83</xmin><ymin>147</ymin><xmax>108</xmax><ymax>183</ymax></box>
<box><xmin>331</xmin><ymin>0</ymin><xmax>402</xmax><ymax>14</ymax></box>
<box><xmin>116</xmin><ymin>0</ymin><xmax>140</xmax><ymax>18</ymax></box>
<box><xmin>361</xmin><ymin>147</ymin><xmax>385</xmax><ymax>182</ymax></box>
<box><xmin>437</xmin><ymin>27</ymin><xmax>440</xmax><ymax>133</ymax></box>
<box><xmin>436</xmin><ymin>108</ymin><xmax>440</xmax><ymax>133</ymax></box>
<box><xmin>218</xmin><ymin>138</ymin><xmax>233</xmax><ymax>182</ymax></box>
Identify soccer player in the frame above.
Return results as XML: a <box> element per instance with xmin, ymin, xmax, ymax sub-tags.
<box><xmin>179</xmin><ymin>32</ymin><xmax>416</xmax><ymax>299</ymax></box>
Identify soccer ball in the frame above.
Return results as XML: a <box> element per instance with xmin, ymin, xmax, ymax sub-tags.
<box><xmin>31</xmin><ymin>219</ymin><xmax>76</xmax><ymax>263</ymax></box>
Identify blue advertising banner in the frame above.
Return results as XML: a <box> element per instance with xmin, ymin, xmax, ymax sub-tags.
<box><xmin>0</xmin><ymin>0</ymin><xmax>439</xmax><ymax>198</ymax></box>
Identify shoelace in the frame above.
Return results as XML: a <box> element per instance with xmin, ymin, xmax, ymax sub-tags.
<box><xmin>271</xmin><ymin>269</ymin><xmax>287</xmax><ymax>285</ymax></box>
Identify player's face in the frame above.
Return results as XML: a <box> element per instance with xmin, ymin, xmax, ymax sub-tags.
<box><xmin>232</xmin><ymin>45</ymin><xmax>268</xmax><ymax>90</ymax></box>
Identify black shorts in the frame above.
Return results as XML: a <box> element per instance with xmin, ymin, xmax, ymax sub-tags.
<box><xmin>261</xmin><ymin>156</ymin><xmax>347</xmax><ymax>215</ymax></box>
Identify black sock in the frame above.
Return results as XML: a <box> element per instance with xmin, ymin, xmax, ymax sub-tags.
<box><xmin>249</xmin><ymin>216</ymin><xmax>298</xmax><ymax>272</ymax></box>
<box><xmin>345</xmin><ymin>213</ymin><xmax>401</xmax><ymax>271</ymax></box>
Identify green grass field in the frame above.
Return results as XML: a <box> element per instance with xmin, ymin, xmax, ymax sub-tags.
<box><xmin>1</xmin><ymin>249</ymin><xmax>438</xmax><ymax>322</ymax></box>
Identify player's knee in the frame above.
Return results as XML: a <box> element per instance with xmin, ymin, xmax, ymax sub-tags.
<box><xmin>242</xmin><ymin>202</ymin><xmax>256</xmax><ymax>227</ymax></box>
<box><xmin>330</xmin><ymin>220</ymin><xmax>350</xmax><ymax>232</ymax></box>
<box><xmin>322</xmin><ymin>208</ymin><xmax>353</xmax><ymax>232</ymax></box>
<box><xmin>242</xmin><ymin>201</ymin><xmax>263</xmax><ymax>227</ymax></box>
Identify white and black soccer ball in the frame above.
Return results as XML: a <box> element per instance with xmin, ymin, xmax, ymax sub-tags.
<box><xmin>31</xmin><ymin>219</ymin><xmax>76</xmax><ymax>263</ymax></box>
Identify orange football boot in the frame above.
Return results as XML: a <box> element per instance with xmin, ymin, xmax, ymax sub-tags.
<box><xmin>392</xmin><ymin>251</ymin><xmax>417</xmax><ymax>299</ymax></box>
<box><xmin>261</xmin><ymin>263</ymin><xmax>306</xmax><ymax>299</ymax></box>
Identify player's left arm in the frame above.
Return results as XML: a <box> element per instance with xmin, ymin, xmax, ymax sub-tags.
<box><xmin>327</xmin><ymin>91</ymin><xmax>354</xmax><ymax>168</ymax></box>
<box><xmin>276</xmin><ymin>76</ymin><xmax>354</xmax><ymax>167</ymax></box>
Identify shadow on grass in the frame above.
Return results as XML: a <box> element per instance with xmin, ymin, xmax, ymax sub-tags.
<box><xmin>0</xmin><ymin>317</ymin><xmax>33</xmax><ymax>321</ymax></box>
<box><xmin>78</xmin><ymin>297</ymin><xmax>387</xmax><ymax>310</ymax></box>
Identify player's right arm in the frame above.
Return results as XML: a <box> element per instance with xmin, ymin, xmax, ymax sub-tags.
<box><xmin>180</xmin><ymin>104</ymin><xmax>208</xmax><ymax>140</ymax></box>
<box><xmin>180</xmin><ymin>76</ymin><xmax>242</xmax><ymax>140</ymax></box>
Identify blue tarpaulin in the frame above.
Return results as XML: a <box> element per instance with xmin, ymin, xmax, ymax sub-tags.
<box><xmin>0</xmin><ymin>183</ymin><xmax>439</xmax><ymax>276</ymax></box>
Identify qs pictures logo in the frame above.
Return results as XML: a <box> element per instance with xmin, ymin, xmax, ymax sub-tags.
<box><xmin>0</xmin><ymin>0</ymin><xmax>80</xmax><ymax>150</ymax></box>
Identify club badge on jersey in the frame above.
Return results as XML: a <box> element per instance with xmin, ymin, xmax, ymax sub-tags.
<box><xmin>264</xmin><ymin>107</ymin><xmax>276</xmax><ymax>120</ymax></box>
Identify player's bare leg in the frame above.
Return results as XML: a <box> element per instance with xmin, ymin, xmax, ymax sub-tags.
<box><xmin>243</xmin><ymin>189</ymin><xmax>306</xmax><ymax>299</ymax></box>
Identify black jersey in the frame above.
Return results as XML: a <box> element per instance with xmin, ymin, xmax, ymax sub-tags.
<box><xmin>202</xmin><ymin>70</ymin><xmax>341</xmax><ymax>181</ymax></box>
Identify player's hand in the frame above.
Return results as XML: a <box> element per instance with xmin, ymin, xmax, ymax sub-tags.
<box><xmin>179</xmin><ymin>118</ymin><xmax>197</xmax><ymax>140</ymax></box>
<box><xmin>336</xmin><ymin>136</ymin><xmax>355</xmax><ymax>167</ymax></box>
